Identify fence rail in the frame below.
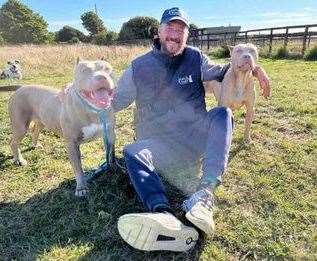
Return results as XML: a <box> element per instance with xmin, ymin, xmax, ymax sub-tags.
<box><xmin>188</xmin><ymin>24</ymin><xmax>317</xmax><ymax>55</ymax></box>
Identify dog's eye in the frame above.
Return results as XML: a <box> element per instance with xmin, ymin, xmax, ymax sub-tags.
<box><xmin>235</xmin><ymin>49</ymin><xmax>243</xmax><ymax>53</ymax></box>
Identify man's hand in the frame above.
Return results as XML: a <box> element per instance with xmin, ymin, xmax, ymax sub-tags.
<box><xmin>253</xmin><ymin>65</ymin><xmax>271</xmax><ymax>99</ymax></box>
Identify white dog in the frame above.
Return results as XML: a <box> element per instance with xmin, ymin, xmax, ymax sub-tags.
<box><xmin>205</xmin><ymin>43</ymin><xmax>259</xmax><ymax>143</ymax></box>
<box><xmin>1</xmin><ymin>60</ymin><xmax>22</xmax><ymax>80</ymax></box>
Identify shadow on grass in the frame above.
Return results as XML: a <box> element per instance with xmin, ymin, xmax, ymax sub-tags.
<box><xmin>228</xmin><ymin>138</ymin><xmax>249</xmax><ymax>163</ymax></box>
<box><xmin>0</xmin><ymin>161</ymin><xmax>205</xmax><ymax>260</ymax></box>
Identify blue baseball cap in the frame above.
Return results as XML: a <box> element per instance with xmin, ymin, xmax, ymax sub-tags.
<box><xmin>160</xmin><ymin>7</ymin><xmax>189</xmax><ymax>27</ymax></box>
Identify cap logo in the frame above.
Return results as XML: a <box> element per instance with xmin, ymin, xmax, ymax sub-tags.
<box><xmin>168</xmin><ymin>9</ymin><xmax>179</xmax><ymax>15</ymax></box>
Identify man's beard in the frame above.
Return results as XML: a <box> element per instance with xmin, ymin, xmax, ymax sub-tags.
<box><xmin>161</xmin><ymin>38</ymin><xmax>186</xmax><ymax>56</ymax></box>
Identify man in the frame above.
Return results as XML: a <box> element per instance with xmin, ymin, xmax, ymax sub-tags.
<box><xmin>113</xmin><ymin>7</ymin><xmax>270</xmax><ymax>252</ymax></box>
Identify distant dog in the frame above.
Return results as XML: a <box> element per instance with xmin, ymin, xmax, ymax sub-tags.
<box><xmin>204</xmin><ymin>43</ymin><xmax>259</xmax><ymax>143</ymax></box>
<box><xmin>1</xmin><ymin>60</ymin><xmax>22</xmax><ymax>80</ymax></box>
<box><xmin>7</xmin><ymin>59</ymin><xmax>115</xmax><ymax>196</ymax></box>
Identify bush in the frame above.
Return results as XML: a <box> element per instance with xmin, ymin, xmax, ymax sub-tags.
<box><xmin>92</xmin><ymin>31</ymin><xmax>118</xmax><ymax>45</ymax></box>
<box><xmin>56</xmin><ymin>26</ymin><xmax>87</xmax><ymax>43</ymax></box>
<box><xmin>68</xmin><ymin>37</ymin><xmax>80</xmax><ymax>44</ymax></box>
<box><xmin>0</xmin><ymin>34</ymin><xmax>5</xmax><ymax>45</ymax></box>
<box><xmin>119</xmin><ymin>16</ymin><xmax>159</xmax><ymax>41</ymax></box>
<box><xmin>209</xmin><ymin>46</ymin><xmax>231</xmax><ymax>58</ymax></box>
<box><xmin>304</xmin><ymin>45</ymin><xmax>317</xmax><ymax>61</ymax></box>
<box><xmin>273</xmin><ymin>46</ymin><xmax>289</xmax><ymax>59</ymax></box>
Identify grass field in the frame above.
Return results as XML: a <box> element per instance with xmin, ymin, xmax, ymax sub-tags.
<box><xmin>0</xmin><ymin>44</ymin><xmax>316</xmax><ymax>260</ymax></box>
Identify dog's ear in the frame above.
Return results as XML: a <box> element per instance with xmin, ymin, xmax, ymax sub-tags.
<box><xmin>228</xmin><ymin>46</ymin><xmax>234</xmax><ymax>55</ymax></box>
<box><xmin>76</xmin><ymin>57</ymin><xmax>81</xmax><ymax>64</ymax></box>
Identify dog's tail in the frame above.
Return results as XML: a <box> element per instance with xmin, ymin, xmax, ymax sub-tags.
<box><xmin>0</xmin><ymin>85</ymin><xmax>22</xmax><ymax>92</ymax></box>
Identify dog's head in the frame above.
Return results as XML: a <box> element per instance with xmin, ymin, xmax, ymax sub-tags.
<box><xmin>7</xmin><ymin>60</ymin><xmax>22</xmax><ymax>73</ymax></box>
<box><xmin>230</xmin><ymin>43</ymin><xmax>258</xmax><ymax>72</ymax></box>
<box><xmin>73</xmin><ymin>59</ymin><xmax>114</xmax><ymax>109</ymax></box>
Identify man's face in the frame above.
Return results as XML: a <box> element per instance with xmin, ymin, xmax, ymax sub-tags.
<box><xmin>158</xmin><ymin>20</ymin><xmax>189</xmax><ymax>56</ymax></box>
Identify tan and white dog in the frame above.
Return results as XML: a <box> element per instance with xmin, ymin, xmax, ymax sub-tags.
<box><xmin>205</xmin><ymin>43</ymin><xmax>260</xmax><ymax>143</ymax></box>
<box><xmin>7</xmin><ymin>59</ymin><xmax>115</xmax><ymax>196</ymax></box>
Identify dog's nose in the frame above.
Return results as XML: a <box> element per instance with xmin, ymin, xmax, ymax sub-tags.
<box><xmin>93</xmin><ymin>74</ymin><xmax>113</xmax><ymax>89</ymax></box>
<box><xmin>243</xmin><ymin>54</ymin><xmax>251</xmax><ymax>59</ymax></box>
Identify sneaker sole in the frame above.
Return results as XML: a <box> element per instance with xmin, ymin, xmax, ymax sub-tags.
<box><xmin>117</xmin><ymin>213</ymin><xmax>199</xmax><ymax>252</ymax></box>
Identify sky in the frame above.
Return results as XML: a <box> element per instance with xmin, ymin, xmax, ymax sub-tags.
<box><xmin>1</xmin><ymin>0</ymin><xmax>317</xmax><ymax>33</ymax></box>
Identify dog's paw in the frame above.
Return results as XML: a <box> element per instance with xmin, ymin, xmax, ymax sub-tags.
<box><xmin>14</xmin><ymin>158</ymin><xmax>28</xmax><ymax>166</ymax></box>
<box><xmin>75</xmin><ymin>186</ymin><xmax>89</xmax><ymax>197</ymax></box>
<box><xmin>31</xmin><ymin>143</ymin><xmax>43</xmax><ymax>149</ymax></box>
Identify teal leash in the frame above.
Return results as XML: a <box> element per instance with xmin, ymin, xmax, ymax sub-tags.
<box><xmin>73</xmin><ymin>89</ymin><xmax>116</xmax><ymax>181</ymax></box>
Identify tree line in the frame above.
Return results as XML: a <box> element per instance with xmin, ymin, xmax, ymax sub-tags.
<box><xmin>0</xmin><ymin>0</ymin><xmax>164</xmax><ymax>45</ymax></box>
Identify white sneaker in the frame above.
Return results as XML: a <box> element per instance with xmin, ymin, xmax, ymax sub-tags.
<box><xmin>182</xmin><ymin>188</ymin><xmax>215</xmax><ymax>235</ymax></box>
<box><xmin>117</xmin><ymin>212</ymin><xmax>198</xmax><ymax>252</ymax></box>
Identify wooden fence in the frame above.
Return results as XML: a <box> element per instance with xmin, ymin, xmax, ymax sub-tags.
<box><xmin>188</xmin><ymin>24</ymin><xmax>317</xmax><ymax>55</ymax></box>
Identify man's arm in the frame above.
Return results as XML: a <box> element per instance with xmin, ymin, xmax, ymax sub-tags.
<box><xmin>201</xmin><ymin>54</ymin><xmax>230</xmax><ymax>82</ymax></box>
<box><xmin>252</xmin><ymin>65</ymin><xmax>271</xmax><ymax>99</ymax></box>
<box><xmin>201</xmin><ymin>54</ymin><xmax>271</xmax><ymax>98</ymax></box>
<box><xmin>112</xmin><ymin>65</ymin><xmax>137</xmax><ymax>112</ymax></box>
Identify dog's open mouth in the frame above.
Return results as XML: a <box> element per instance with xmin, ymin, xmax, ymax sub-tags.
<box><xmin>80</xmin><ymin>88</ymin><xmax>113</xmax><ymax>109</ymax></box>
<box><xmin>238</xmin><ymin>62</ymin><xmax>254</xmax><ymax>71</ymax></box>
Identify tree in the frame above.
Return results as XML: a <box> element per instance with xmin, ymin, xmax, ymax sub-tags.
<box><xmin>189</xmin><ymin>23</ymin><xmax>199</xmax><ymax>31</ymax></box>
<box><xmin>0</xmin><ymin>0</ymin><xmax>50</xmax><ymax>43</ymax></box>
<box><xmin>55</xmin><ymin>26</ymin><xmax>87</xmax><ymax>43</ymax></box>
<box><xmin>81</xmin><ymin>11</ymin><xmax>106</xmax><ymax>36</ymax></box>
<box><xmin>189</xmin><ymin>23</ymin><xmax>199</xmax><ymax>38</ymax></box>
<box><xmin>119</xmin><ymin>16</ymin><xmax>159</xmax><ymax>41</ymax></box>
<box><xmin>0</xmin><ymin>33</ymin><xmax>5</xmax><ymax>45</ymax></box>
<box><xmin>92</xmin><ymin>31</ymin><xmax>118</xmax><ymax>45</ymax></box>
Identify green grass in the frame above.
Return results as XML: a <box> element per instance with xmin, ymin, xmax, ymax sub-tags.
<box><xmin>0</xmin><ymin>46</ymin><xmax>316</xmax><ymax>260</ymax></box>
<box><xmin>304</xmin><ymin>45</ymin><xmax>317</xmax><ymax>61</ymax></box>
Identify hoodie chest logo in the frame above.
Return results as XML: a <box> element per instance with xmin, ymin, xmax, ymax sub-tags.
<box><xmin>178</xmin><ymin>75</ymin><xmax>193</xmax><ymax>85</ymax></box>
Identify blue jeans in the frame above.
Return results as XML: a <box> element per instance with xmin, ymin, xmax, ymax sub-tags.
<box><xmin>123</xmin><ymin>107</ymin><xmax>233</xmax><ymax>212</ymax></box>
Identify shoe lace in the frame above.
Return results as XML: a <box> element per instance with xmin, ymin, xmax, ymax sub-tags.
<box><xmin>199</xmin><ymin>190</ymin><xmax>215</xmax><ymax>211</ymax></box>
<box><xmin>183</xmin><ymin>189</ymin><xmax>214</xmax><ymax>212</ymax></box>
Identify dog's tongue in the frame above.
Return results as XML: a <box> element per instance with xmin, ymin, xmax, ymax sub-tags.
<box><xmin>93</xmin><ymin>89</ymin><xmax>112</xmax><ymax>108</ymax></box>
<box><xmin>81</xmin><ymin>89</ymin><xmax>112</xmax><ymax>109</ymax></box>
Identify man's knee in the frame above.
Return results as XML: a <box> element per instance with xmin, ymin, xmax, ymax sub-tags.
<box><xmin>213</xmin><ymin>106</ymin><xmax>233</xmax><ymax>119</ymax></box>
<box><xmin>123</xmin><ymin>142</ymin><xmax>154</xmax><ymax>170</ymax></box>
<box><xmin>124</xmin><ymin>141</ymin><xmax>146</xmax><ymax>156</ymax></box>
<box><xmin>207</xmin><ymin>106</ymin><xmax>233</xmax><ymax>124</ymax></box>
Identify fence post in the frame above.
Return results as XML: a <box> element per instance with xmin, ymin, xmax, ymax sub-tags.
<box><xmin>245</xmin><ymin>32</ymin><xmax>248</xmax><ymax>43</ymax></box>
<box><xmin>233</xmin><ymin>32</ymin><xmax>237</xmax><ymax>45</ymax></box>
<box><xmin>302</xmin><ymin>25</ymin><xmax>309</xmax><ymax>56</ymax></box>
<box><xmin>269</xmin><ymin>28</ymin><xmax>273</xmax><ymax>55</ymax></box>
<box><xmin>207</xmin><ymin>34</ymin><xmax>210</xmax><ymax>50</ymax></box>
<box><xmin>284</xmin><ymin>27</ymin><xmax>289</xmax><ymax>48</ymax></box>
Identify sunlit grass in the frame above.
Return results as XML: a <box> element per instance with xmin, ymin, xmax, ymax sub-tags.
<box><xmin>0</xmin><ymin>44</ymin><xmax>316</xmax><ymax>260</ymax></box>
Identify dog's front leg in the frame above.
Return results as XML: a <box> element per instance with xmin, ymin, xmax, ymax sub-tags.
<box><xmin>244</xmin><ymin>104</ymin><xmax>254</xmax><ymax>144</ymax></box>
<box><xmin>66</xmin><ymin>140</ymin><xmax>88</xmax><ymax>197</ymax></box>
